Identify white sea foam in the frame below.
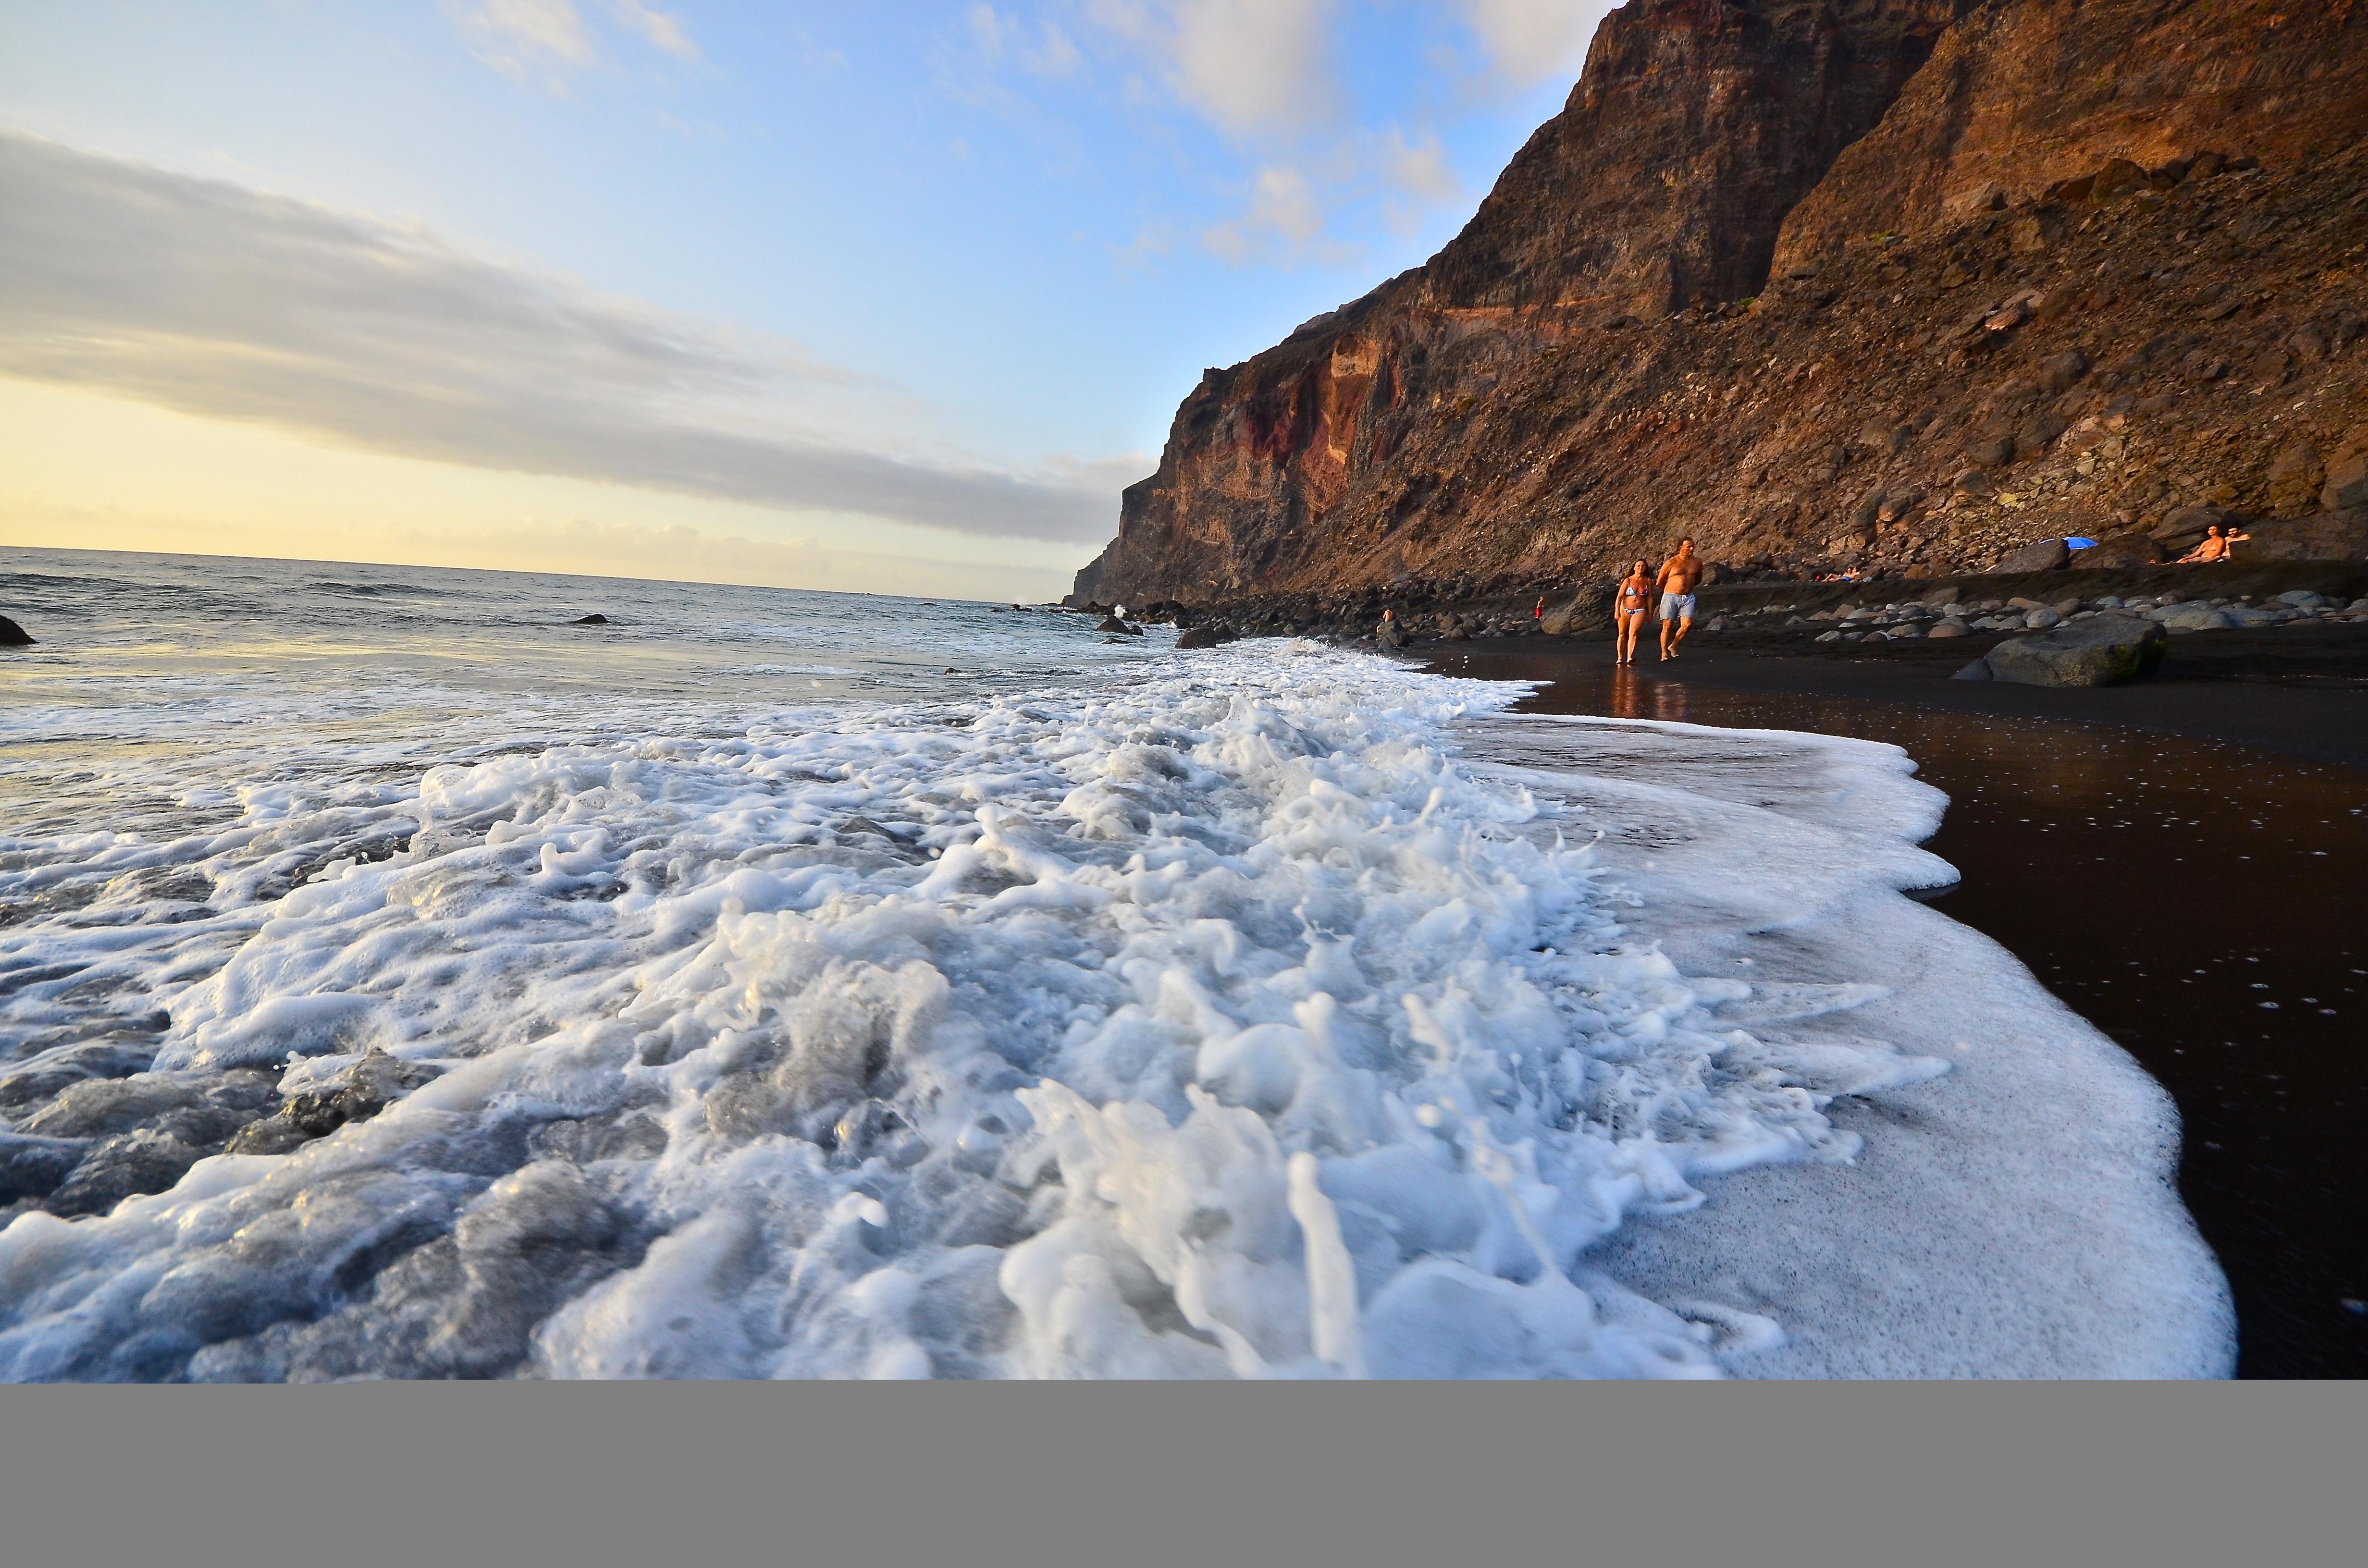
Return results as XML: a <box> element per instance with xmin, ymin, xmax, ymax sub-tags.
<box><xmin>0</xmin><ymin>635</ymin><xmax>2231</xmax><ymax>1378</ymax></box>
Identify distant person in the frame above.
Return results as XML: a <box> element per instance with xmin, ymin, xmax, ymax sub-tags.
<box><xmin>1613</xmin><ymin>560</ymin><xmax>1652</xmax><ymax>666</ymax></box>
<box><xmin>1655</xmin><ymin>537</ymin><xmax>1704</xmax><ymax>661</ymax></box>
<box><xmin>2176</xmin><ymin>524</ymin><xmax>2249</xmax><ymax>564</ymax></box>
<box><xmin>1534</xmin><ymin>596</ymin><xmax>1545</xmax><ymax>623</ymax></box>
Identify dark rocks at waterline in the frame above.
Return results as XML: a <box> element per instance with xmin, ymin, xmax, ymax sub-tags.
<box><xmin>1094</xmin><ymin>615</ymin><xmax>1142</xmax><ymax>635</ymax></box>
<box><xmin>1984</xmin><ymin>614</ymin><xmax>2167</xmax><ymax>688</ymax></box>
<box><xmin>0</xmin><ymin>1049</ymin><xmax>449</xmax><ymax>1220</ymax></box>
<box><xmin>571</xmin><ymin>613</ymin><xmax>610</xmax><ymax>625</ymax></box>
<box><xmin>0</xmin><ymin>613</ymin><xmax>33</xmax><ymax>647</ymax></box>
<box><xmin>0</xmin><ymin>1036</ymin><xmax>163</xmax><ymax>1114</ymax></box>
<box><xmin>1174</xmin><ymin>624</ymin><xmax>1238</xmax><ymax>649</ymax></box>
<box><xmin>46</xmin><ymin>1128</ymin><xmax>213</xmax><ymax>1218</ymax></box>
<box><xmin>225</xmin><ymin>1047</ymin><xmax>442</xmax><ymax>1156</ymax></box>
<box><xmin>0</xmin><ymin>1132</ymin><xmax>86</xmax><ymax>1204</ymax></box>
<box><xmin>11</xmin><ymin>1067</ymin><xmax>279</xmax><ymax>1217</ymax></box>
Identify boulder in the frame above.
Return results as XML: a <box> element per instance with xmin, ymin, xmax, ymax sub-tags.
<box><xmin>2150</xmin><ymin>504</ymin><xmax>2231</xmax><ymax>550</ymax></box>
<box><xmin>1539</xmin><ymin>596</ymin><xmax>1603</xmax><ymax>637</ymax></box>
<box><xmin>1985</xmin><ymin>614</ymin><xmax>2166</xmax><ymax>687</ymax></box>
<box><xmin>1095</xmin><ymin>615</ymin><xmax>1140</xmax><ymax>635</ymax></box>
<box><xmin>570</xmin><ymin>613</ymin><xmax>609</xmax><ymax>626</ymax></box>
<box><xmin>2322</xmin><ymin>453</ymin><xmax>2368</xmax><ymax>514</ymax></box>
<box><xmin>1174</xmin><ymin>624</ymin><xmax>1237</xmax><ymax>649</ymax></box>
<box><xmin>1876</xmin><ymin>487</ymin><xmax>1926</xmax><ymax>524</ymax></box>
<box><xmin>0</xmin><ymin>614</ymin><xmax>32</xmax><ymax>647</ymax></box>
<box><xmin>1966</xmin><ymin>433</ymin><xmax>2017</xmax><ymax>468</ymax></box>
<box><xmin>2091</xmin><ymin>159</ymin><xmax>2148</xmax><ymax>202</ymax></box>
<box><xmin>1376</xmin><ymin>621</ymin><xmax>1408</xmax><ymax>649</ymax></box>
<box><xmin>2016</xmin><ymin>411</ymin><xmax>2070</xmax><ymax>453</ymax></box>
<box><xmin>2072</xmin><ymin>536</ymin><xmax>2163</xmax><ymax>569</ymax></box>
<box><xmin>1995</xmin><ymin>538</ymin><xmax>2070</xmax><ymax>573</ymax></box>
<box><xmin>2022</xmin><ymin>608</ymin><xmax>2064</xmax><ymax>629</ymax></box>
<box><xmin>2266</xmin><ymin>442</ymin><xmax>2325</xmax><ymax>514</ymax></box>
<box><xmin>2035</xmin><ymin>350</ymin><xmax>2091</xmax><ymax>393</ymax></box>
<box><xmin>1926</xmin><ymin>619</ymin><xmax>1969</xmax><ymax>638</ymax></box>
<box><xmin>1919</xmin><ymin>586</ymin><xmax>1961</xmax><ymax>608</ymax></box>
<box><xmin>2160</xmin><ymin>606</ymin><xmax>2234</xmax><ymax>632</ymax></box>
<box><xmin>2239</xmin><ymin>511</ymin><xmax>2368</xmax><ymax>562</ymax></box>
<box><xmin>1950</xmin><ymin>658</ymin><xmax>1993</xmax><ymax>681</ymax></box>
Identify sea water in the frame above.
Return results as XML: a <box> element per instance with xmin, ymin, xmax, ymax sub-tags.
<box><xmin>0</xmin><ymin>549</ymin><xmax>2232</xmax><ymax>1378</ymax></box>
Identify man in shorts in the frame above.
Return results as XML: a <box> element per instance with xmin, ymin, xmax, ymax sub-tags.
<box><xmin>1655</xmin><ymin>537</ymin><xmax>1704</xmax><ymax>661</ymax></box>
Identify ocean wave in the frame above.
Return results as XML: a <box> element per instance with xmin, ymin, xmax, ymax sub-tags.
<box><xmin>0</xmin><ymin>641</ymin><xmax>2228</xmax><ymax>1378</ymax></box>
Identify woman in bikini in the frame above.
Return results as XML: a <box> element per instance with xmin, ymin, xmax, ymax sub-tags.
<box><xmin>1614</xmin><ymin>559</ymin><xmax>1653</xmax><ymax>666</ymax></box>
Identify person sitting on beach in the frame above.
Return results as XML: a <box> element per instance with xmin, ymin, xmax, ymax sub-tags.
<box><xmin>1614</xmin><ymin>560</ymin><xmax>1652</xmax><ymax>666</ymax></box>
<box><xmin>2176</xmin><ymin>524</ymin><xmax>2250</xmax><ymax>564</ymax></box>
<box><xmin>1655</xmin><ymin>537</ymin><xmax>1704</xmax><ymax>661</ymax></box>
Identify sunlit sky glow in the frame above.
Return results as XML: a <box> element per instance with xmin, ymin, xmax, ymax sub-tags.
<box><xmin>1</xmin><ymin>1</ymin><xmax>1613</xmax><ymax>599</ymax></box>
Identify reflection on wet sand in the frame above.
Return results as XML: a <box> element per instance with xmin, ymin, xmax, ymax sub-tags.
<box><xmin>1441</xmin><ymin>649</ymin><xmax>2368</xmax><ymax>1379</ymax></box>
<box><xmin>1605</xmin><ymin>666</ymin><xmax>1692</xmax><ymax>724</ymax></box>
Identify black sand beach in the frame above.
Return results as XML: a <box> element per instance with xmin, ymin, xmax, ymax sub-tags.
<box><xmin>1427</xmin><ymin>637</ymin><xmax>2368</xmax><ymax>1377</ymax></box>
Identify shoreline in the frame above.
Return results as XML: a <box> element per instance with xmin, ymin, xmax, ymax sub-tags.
<box><xmin>1422</xmin><ymin>640</ymin><xmax>2368</xmax><ymax>1377</ymax></box>
<box><xmin>1423</xmin><ymin>629</ymin><xmax>2368</xmax><ymax>771</ymax></box>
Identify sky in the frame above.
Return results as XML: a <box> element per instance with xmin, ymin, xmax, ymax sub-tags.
<box><xmin>0</xmin><ymin>1</ymin><xmax>1616</xmax><ymax>600</ymax></box>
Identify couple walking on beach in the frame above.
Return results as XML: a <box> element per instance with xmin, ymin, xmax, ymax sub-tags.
<box><xmin>1613</xmin><ymin>538</ymin><xmax>1704</xmax><ymax>666</ymax></box>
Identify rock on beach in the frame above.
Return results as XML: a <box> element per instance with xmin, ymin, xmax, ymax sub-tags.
<box><xmin>0</xmin><ymin>614</ymin><xmax>32</xmax><ymax>647</ymax></box>
<box><xmin>1985</xmin><ymin>613</ymin><xmax>2166</xmax><ymax>687</ymax></box>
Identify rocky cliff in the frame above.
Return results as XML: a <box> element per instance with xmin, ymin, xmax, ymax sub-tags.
<box><xmin>1073</xmin><ymin>0</ymin><xmax>2368</xmax><ymax>608</ymax></box>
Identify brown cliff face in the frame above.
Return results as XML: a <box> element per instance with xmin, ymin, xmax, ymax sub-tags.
<box><xmin>1075</xmin><ymin>0</ymin><xmax>2368</xmax><ymax>608</ymax></box>
<box><xmin>1774</xmin><ymin>0</ymin><xmax>2368</xmax><ymax>269</ymax></box>
<box><xmin>1424</xmin><ymin>0</ymin><xmax>1975</xmax><ymax>317</ymax></box>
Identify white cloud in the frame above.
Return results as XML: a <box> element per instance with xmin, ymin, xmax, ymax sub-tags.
<box><xmin>1381</xmin><ymin>128</ymin><xmax>1457</xmax><ymax>203</ymax></box>
<box><xmin>1202</xmin><ymin>165</ymin><xmax>1323</xmax><ymax>263</ymax></box>
<box><xmin>969</xmin><ymin>5</ymin><xmax>1085</xmax><ymax>78</ymax></box>
<box><xmin>0</xmin><ymin>131</ymin><xmax>1123</xmax><ymax>543</ymax></box>
<box><xmin>1087</xmin><ymin>0</ymin><xmax>1342</xmax><ymax>137</ymax></box>
<box><xmin>1459</xmin><ymin>0</ymin><xmax>1614</xmax><ymax>88</ymax></box>
<box><xmin>1199</xmin><ymin>127</ymin><xmax>1460</xmax><ymax>264</ymax></box>
<box><xmin>607</xmin><ymin>1</ymin><xmax>699</xmax><ymax>61</ymax></box>
<box><xmin>460</xmin><ymin>0</ymin><xmax>596</xmax><ymax>74</ymax></box>
<box><xmin>1378</xmin><ymin>128</ymin><xmax>1459</xmax><ymax>234</ymax></box>
<box><xmin>457</xmin><ymin>0</ymin><xmax>700</xmax><ymax>80</ymax></box>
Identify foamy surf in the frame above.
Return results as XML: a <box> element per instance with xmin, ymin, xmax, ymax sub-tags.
<box><xmin>0</xmin><ymin>619</ymin><xmax>2231</xmax><ymax>1377</ymax></box>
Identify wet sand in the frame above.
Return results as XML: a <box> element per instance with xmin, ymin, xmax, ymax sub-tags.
<box><xmin>1427</xmin><ymin>642</ymin><xmax>2368</xmax><ymax>1378</ymax></box>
